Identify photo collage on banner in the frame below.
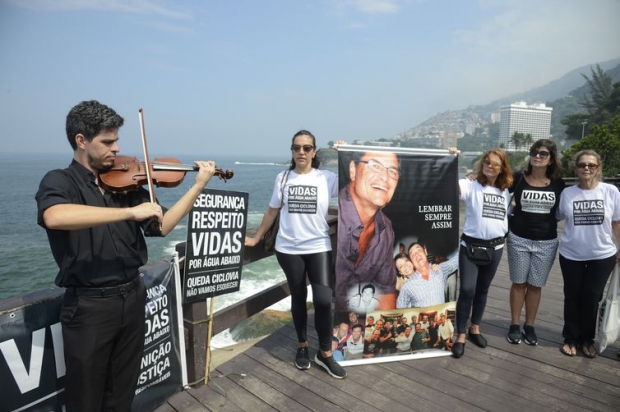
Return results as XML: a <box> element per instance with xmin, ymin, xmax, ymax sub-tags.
<box><xmin>334</xmin><ymin>146</ymin><xmax>459</xmax><ymax>365</ymax></box>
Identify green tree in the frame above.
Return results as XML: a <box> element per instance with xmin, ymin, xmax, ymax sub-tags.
<box><xmin>524</xmin><ymin>133</ymin><xmax>533</xmax><ymax>148</ymax></box>
<box><xmin>562</xmin><ymin>65</ymin><xmax>619</xmax><ymax>142</ymax></box>
<box><xmin>581</xmin><ymin>64</ymin><xmax>614</xmax><ymax>118</ymax></box>
<box><xmin>561</xmin><ymin>113</ymin><xmax>590</xmax><ymax>141</ymax></box>
<box><xmin>510</xmin><ymin>132</ymin><xmax>525</xmax><ymax>151</ymax></box>
<box><xmin>561</xmin><ymin>116</ymin><xmax>620</xmax><ymax>177</ymax></box>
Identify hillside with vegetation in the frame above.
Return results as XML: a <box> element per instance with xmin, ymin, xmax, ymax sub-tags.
<box><xmin>318</xmin><ymin>59</ymin><xmax>620</xmax><ymax>176</ymax></box>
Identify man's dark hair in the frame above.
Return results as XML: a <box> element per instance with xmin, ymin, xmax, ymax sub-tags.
<box><xmin>408</xmin><ymin>240</ymin><xmax>427</xmax><ymax>254</ymax></box>
<box><xmin>361</xmin><ymin>284</ymin><xmax>375</xmax><ymax>294</ymax></box>
<box><xmin>66</xmin><ymin>100</ymin><xmax>124</xmax><ymax>150</ymax></box>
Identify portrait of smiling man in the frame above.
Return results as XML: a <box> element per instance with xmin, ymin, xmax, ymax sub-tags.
<box><xmin>336</xmin><ymin>149</ymin><xmax>400</xmax><ymax>313</ymax></box>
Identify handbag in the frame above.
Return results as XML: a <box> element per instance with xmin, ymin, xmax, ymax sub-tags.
<box><xmin>461</xmin><ymin>233</ymin><xmax>505</xmax><ymax>266</ymax></box>
<box><xmin>263</xmin><ymin>170</ymin><xmax>289</xmax><ymax>252</ymax></box>
<box><xmin>596</xmin><ymin>265</ymin><xmax>619</xmax><ymax>353</ymax></box>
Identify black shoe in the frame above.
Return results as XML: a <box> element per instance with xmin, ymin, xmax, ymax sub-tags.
<box><xmin>315</xmin><ymin>352</ymin><xmax>347</xmax><ymax>379</ymax></box>
<box><xmin>294</xmin><ymin>347</ymin><xmax>310</xmax><ymax>370</ymax></box>
<box><xmin>452</xmin><ymin>342</ymin><xmax>465</xmax><ymax>358</ymax></box>
<box><xmin>468</xmin><ymin>330</ymin><xmax>487</xmax><ymax>348</ymax></box>
<box><xmin>522</xmin><ymin>324</ymin><xmax>538</xmax><ymax>346</ymax></box>
<box><xmin>506</xmin><ymin>324</ymin><xmax>522</xmax><ymax>344</ymax></box>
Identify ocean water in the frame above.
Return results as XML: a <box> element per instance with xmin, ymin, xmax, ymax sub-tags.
<box><xmin>0</xmin><ymin>153</ymin><xmax>306</xmax><ymax>327</ymax></box>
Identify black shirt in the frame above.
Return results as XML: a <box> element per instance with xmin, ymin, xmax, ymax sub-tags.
<box><xmin>509</xmin><ymin>172</ymin><xmax>565</xmax><ymax>241</ymax></box>
<box><xmin>36</xmin><ymin>160</ymin><xmax>164</xmax><ymax>288</ymax></box>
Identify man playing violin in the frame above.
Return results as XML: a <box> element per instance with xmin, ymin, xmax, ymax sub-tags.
<box><xmin>35</xmin><ymin>100</ymin><xmax>216</xmax><ymax>411</ymax></box>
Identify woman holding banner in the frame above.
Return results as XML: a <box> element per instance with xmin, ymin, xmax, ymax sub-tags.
<box><xmin>245</xmin><ymin>131</ymin><xmax>346</xmax><ymax>379</ymax></box>
<box><xmin>450</xmin><ymin>148</ymin><xmax>513</xmax><ymax>358</ymax></box>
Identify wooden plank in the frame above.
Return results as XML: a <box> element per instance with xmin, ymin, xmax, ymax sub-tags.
<box><xmin>164</xmin><ymin>390</ymin><xmax>208</xmax><ymax>412</ymax></box>
<box><xmin>153</xmin><ymin>402</ymin><xmax>178</xmax><ymax>412</ymax></box>
<box><xmin>192</xmin><ymin>374</ymin><xmax>279</xmax><ymax>412</ymax></box>
<box><xmin>239</xmin><ymin>346</ymin><xmax>348</xmax><ymax>412</ymax></box>
<box><xmin>183</xmin><ymin>384</ymin><xmax>245</xmax><ymax>412</ymax></box>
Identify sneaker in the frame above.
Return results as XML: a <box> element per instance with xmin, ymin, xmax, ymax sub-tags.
<box><xmin>506</xmin><ymin>324</ymin><xmax>521</xmax><ymax>344</ymax></box>
<box><xmin>315</xmin><ymin>352</ymin><xmax>347</xmax><ymax>379</ymax></box>
<box><xmin>294</xmin><ymin>347</ymin><xmax>311</xmax><ymax>370</ymax></box>
<box><xmin>522</xmin><ymin>324</ymin><xmax>538</xmax><ymax>346</ymax></box>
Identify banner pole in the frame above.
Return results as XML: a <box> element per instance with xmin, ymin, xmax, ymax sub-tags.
<box><xmin>204</xmin><ymin>296</ymin><xmax>215</xmax><ymax>385</ymax></box>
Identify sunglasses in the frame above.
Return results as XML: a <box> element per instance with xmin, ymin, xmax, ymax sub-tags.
<box><xmin>529</xmin><ymin>149</ymin><xmax>550</xmax><ymax>158</ymax></box>
<box><xmin>576</xmin><ymin>162</ymin><xmax>599</xmax><ymax>170</ymax></box>
<box><xmin>483</xmin><ymin>159</ymin><xmax>502</xmax><ymax>169</ymax></box>
<box><xmin>291</xmin><ymin>144</ymin><xmax>314</xmax><ymax>153</ymax></box>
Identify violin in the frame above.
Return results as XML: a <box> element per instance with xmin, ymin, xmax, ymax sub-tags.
<box><xmin>99</xmin><ymin>155</ymin><xmax>234</xmax><ymax>194</ymax></box>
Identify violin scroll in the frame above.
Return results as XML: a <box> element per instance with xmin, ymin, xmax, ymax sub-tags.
<box><xmin>215</xmin><ymin>168</ymin><xmax>234</xmax><ymax>181</ymax></box>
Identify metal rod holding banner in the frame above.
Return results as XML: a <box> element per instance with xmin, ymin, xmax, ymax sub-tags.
<box><xmin>204</xmin><ymin>297</ymin><xmax>216</xmax><ymax>385</ymax></box>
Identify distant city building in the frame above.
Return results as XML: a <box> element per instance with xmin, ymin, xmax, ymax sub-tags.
<box><xmin>499</xmin><ymin>102</ymin><xmax>552</xmax><ymax>151</ymax></box>
<box><xmin>441</xmin><ymin>130</ymin><xmax>458</xmax><ymax>148</ymax></box>
<box><xmin>490</xmin><ymin>112</ymin><xmax>500</xmax><ymax>123</ymax></box>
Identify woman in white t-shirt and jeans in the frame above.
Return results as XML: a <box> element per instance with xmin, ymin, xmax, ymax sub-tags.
<box><xmin>556</xmin><ymin>150</ymin><xmax>620</xmax><ymax>358</ymax></box>
<box><xmin>245</xmin><ymin>131</ymin><xmax>346</xmax><ymax>379</ymax></box>
<box><xmin>451</xmin><ymin>148</ymin><xmax>513</xmax><ymax>359</ymax></box>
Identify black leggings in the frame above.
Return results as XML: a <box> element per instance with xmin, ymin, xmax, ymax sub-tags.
<box><xmin>455</xmin><ymin>245</ymin><xmax>503</xmax><ymax>334</ymax></box>
<box><xmin>276</xmin><ymin>251</ymin><xmax>334</xmax><ymax>352</ymax></box>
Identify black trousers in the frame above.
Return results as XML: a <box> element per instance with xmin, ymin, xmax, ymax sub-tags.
<box><xmin>559</xmin><ymin>254</ymin><xmax>616</xmax><ymax>345</ymax></box>
<box><xmin>276</xmin><ymin>251</ymin><xmax>334</xmax><ymax>352</ymax></box>
<box><xmin>61</xmin><ymin>280</ymin><xmax>146</xmax><ymax>412</ymax></box>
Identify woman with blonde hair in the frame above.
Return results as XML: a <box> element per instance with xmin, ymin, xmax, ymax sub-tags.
<box><xmin>556</xmin><ymin>150</ymin><xmax>620</xmax><ymax>358</ymax></box>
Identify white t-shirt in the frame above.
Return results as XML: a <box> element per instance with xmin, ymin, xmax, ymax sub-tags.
<box><xmin>459</xmin><ymin>178</ymin><xmax>510</xmax><ymax>244</ymax></box>
<box><xmin>269</xmin><ymin>169</ymin><xmax>338</xmax><ymax>254</ymax></box>
<box><xmin>556</xmin><ymin>182</ymin><xmax>620</xmax><ymax>261</ymax></box>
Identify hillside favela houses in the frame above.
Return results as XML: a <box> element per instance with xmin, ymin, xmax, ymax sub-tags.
<box><xmin>499</xmin><ymin>101</ymin><xmax>553</xmax><ymax>151</ymax></box>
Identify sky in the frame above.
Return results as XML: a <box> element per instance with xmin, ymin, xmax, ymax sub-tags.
<box><xmin>1</xmin><ymin>0</ymin><xmax>619</xmax><ymax>160</ymax></box>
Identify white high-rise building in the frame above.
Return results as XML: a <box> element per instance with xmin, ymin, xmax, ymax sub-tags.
<box><xmin>499</xmin><ymin>102</ymin><xmax>553</xmax><ymax>151</ymax></box>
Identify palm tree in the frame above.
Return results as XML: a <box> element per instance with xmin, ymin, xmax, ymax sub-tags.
<box><xmin>523</xmin><ymin>133</ymin><xmax>533</xmax><ymax>149</ymax></box>
<box><xmin>581</xmin><ymin>64</ymin><xmax>613</xmax><ymax>116</ymax></box>
<box><xmin>510</xmin><ymin>132</ymin><xmax>525</xmax><ymax>151</ymax></box>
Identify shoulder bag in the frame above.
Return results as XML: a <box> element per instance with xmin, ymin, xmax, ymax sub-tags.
<box><xmin>263</xmin><ymin>170</ymin><xmax>290</xmax><ymax>252</ymax></box>
<box><xmin>596</xmin><ymin>265</ymin><xmax>619</xmax><ymax>353</ymax></box>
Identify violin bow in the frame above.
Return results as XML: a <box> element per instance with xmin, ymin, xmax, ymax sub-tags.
<box><xmin>138</xmin><ymin>108</ymin><xmax>161</xmax><ymax>231</ymax></box>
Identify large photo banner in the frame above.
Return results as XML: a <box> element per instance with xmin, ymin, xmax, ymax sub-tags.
<box><xmin>334</xmin><ymin>146</ymin><xmax>459</xmax><ymax>365</ymax></box>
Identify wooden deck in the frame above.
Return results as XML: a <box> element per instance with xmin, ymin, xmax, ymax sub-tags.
<box><xmin>156</xmin><ymin>251</ymin><xmax>620</xmax><ymax>412</ymax></box>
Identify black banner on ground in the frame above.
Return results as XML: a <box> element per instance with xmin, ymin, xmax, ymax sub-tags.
<box><xmin>0</xmin><ymin>259</ymin><xmax>186</xmax><ymax>412</ymax></box>
<box><xmin>183</xmin><ymin>189</ymin><xmax>248</xmax><ymax>303</ymax></box>
<box><xmin>133</xmin><ymin>259</ymin><xmax>186</xmax><ymax>411</ymax></box>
